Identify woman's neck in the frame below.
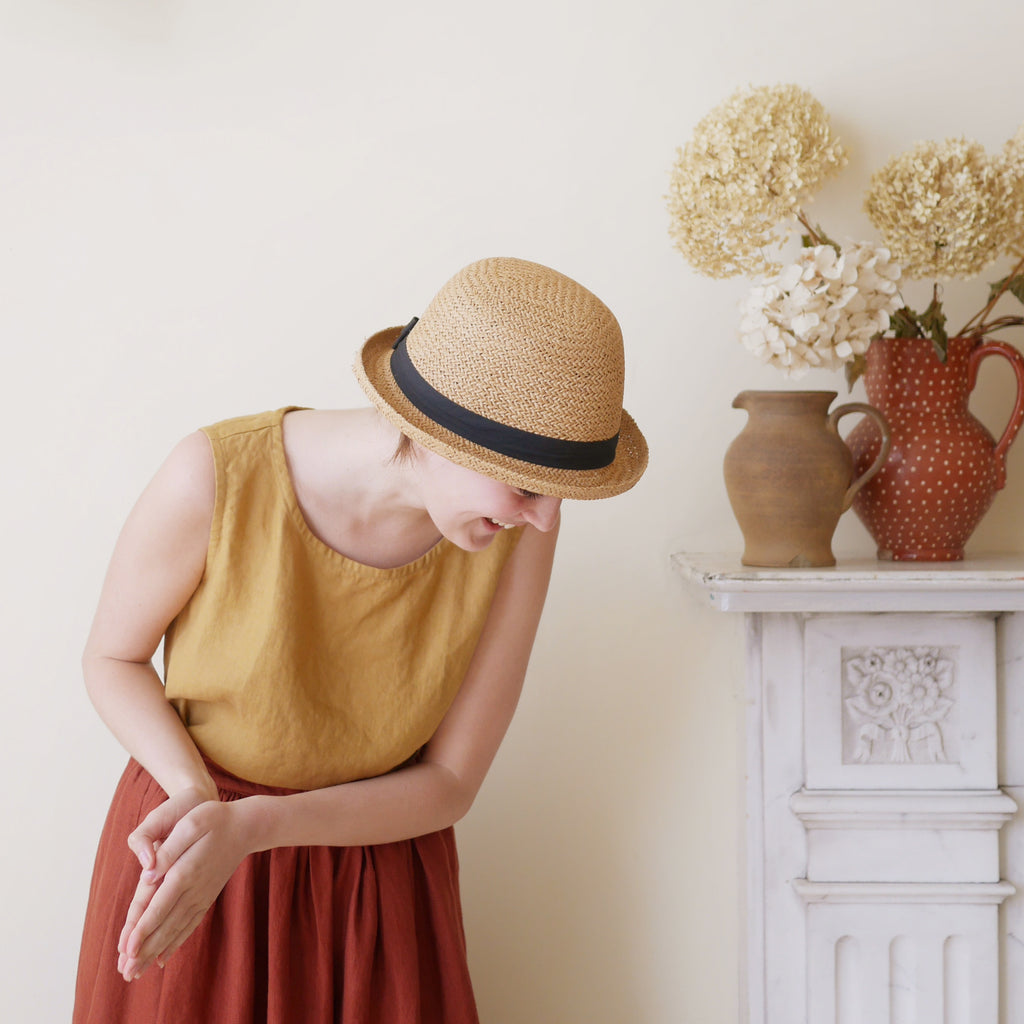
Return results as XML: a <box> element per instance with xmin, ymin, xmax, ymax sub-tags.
<box><xmin>281</xmin><ymin>408</ymin><xmax>442</xmax><ymax>568</ymax></box>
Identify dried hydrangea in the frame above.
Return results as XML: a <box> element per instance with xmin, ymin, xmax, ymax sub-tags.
<box><xmin>1000</xmin><ymin>125</ymin><xmax>1024</xmax><ymax>258</ymax></box>
<box><xmin>738</xmin><ymin>243</ymin><xmax>902</xmax><ymax>377</ymax></box>
<box><xmin>666</xmin><ymin>84</ymin><xmax>847</xmax><ymax>279</ymax></box>
<box><xmin>864</xmin><ymin>138</ymin><xmax>1018</xmax><ymax>279</ymax></box>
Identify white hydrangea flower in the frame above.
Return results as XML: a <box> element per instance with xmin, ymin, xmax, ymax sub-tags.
<box><xmin>739</xmin><ymin>243</ymin><xmax>902</xmax><ymax>378</ymax></box>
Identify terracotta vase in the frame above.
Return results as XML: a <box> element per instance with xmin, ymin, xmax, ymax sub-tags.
<box><xmin>724</xmin><ymin>390</ymin><xmax>891</xmax><ymax>568</ymax></box>
<box><xmin>847</xmin><ymin>336</ymin><xmax>1024</xmax><ymax>561</ymax></box>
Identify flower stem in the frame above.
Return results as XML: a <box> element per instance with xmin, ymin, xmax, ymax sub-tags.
<box><xmin>969</xmin><ymin>315</ymin><xmax>1024</xmax><ymax>335</ymax></box>
<box><xmin>956</xmin><ymin>252</ymin><xmax>1024</xmax><ymax>337</ymax></box>
<box><xmin>796</xmin><ymin>210</ymin><xmax>822</xmax><ymax>245</ymax></box>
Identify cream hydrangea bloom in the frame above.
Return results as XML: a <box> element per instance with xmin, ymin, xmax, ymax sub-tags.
<box><xmin>739</xmin><ymin>243</ymin><xmax>902</xmax><ymax>377</ymax></box>
<box><xmin>666</xmin><ymin>84</ymin><xmax>847</xmax><ymax>279</ymax></box>
<box><xmin>1000</xmin><ymin>125</ymin><xmax>1024</xmax><ymax>258</ymax></box>
<box><xmin>865</xmin><ymin>138</ymin><xmax>1017</xmax><ymax>279</ymax></box>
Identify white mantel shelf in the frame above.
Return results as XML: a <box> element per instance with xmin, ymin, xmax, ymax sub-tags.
<box><xmin>672</xmin><ymin>552</ymin><xmax>1024</xmax><ymax>613</ymax></box>
<box><xmin>672</xmin><ymin>550</ymin><xmax>1024</xmax><ymax>1024</ymax></box>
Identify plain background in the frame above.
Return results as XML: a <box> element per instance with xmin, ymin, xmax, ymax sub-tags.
<box><xmin>3</xmin><ymin>1</ymin><xmax>1024</xmax><ymax>1021</ymax></box>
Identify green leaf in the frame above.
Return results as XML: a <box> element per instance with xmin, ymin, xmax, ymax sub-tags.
<box><xmin>886</xmin><ymin>301</ymin><xmax>948</xmax><ymax>359</ymax></box>
<box><xmin>845</xmin><ymin>354</ymin><xmax>867</xmax><ymax>391</ymax></box>
<box><xmin>986</xmin><ymin>274</ymin><xmax>1024</xmax><ymax>306</ymax></box>
<box><xmin>814</xmin><ymin>224</ymin><xmax>842</xmax><ymax>254</ymax></box>
<box><xmin>800</xmin><ymin>223</ymin><xmax>840</xmax><ymax>256</ymax></box>
<box><xmin>919</xmin><ymin>294</ymin><xmax>949</xmax><ymax>361</ymax></box>
<box><xmin>889</xmin><ymin>307</ymin><xmax>924</xmax><ymax>338</ymax></box>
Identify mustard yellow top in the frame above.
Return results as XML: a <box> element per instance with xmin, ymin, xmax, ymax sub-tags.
<box><xmin>163</xmin><ymin>408</ymin><xmax>522</xmax><ymax>790</ymax></box>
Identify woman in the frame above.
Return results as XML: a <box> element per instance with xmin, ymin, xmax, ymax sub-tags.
<box><xmin>74</xmin><ymin>256</ymin><xmax>648</xmax><ymax>1023</ymax></box>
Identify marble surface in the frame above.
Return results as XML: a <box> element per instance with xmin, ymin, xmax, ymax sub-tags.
<box><xmin>677</xmin><ymin>558</ymin><xmax>1024</xmax><ymax>1022</ymax></box>
<box><xmin>673</xmin><ymin>552</ymin><xmax>1024</xmax><ymax>612</ymax></box>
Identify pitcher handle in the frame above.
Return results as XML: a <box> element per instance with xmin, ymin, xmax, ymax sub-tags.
<box><xmin>828</xmin><ymin>402</ymin><xmax>892</xmax><ymax>511</ymax></box>
<box><xmin>968</xmin><ymin>340</ymin><xmax>1024</xmax><ymax>490</ymax></box>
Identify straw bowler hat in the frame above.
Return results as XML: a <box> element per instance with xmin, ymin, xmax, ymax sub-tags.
<box><xmin>354</xmin><ymin>257</ymin><xmax>648</xmax><ymax>500</ymax></box>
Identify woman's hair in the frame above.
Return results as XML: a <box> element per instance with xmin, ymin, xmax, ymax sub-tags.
<box><xmin>391</xmin><ymin>432</ymin><xmax>415</xmax><ymax>464</ymax></box>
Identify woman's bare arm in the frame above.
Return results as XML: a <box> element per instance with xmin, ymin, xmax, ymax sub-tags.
<box><xmin>82</xmin><ymin>430</ymin><xmax>218</xmax><ymax>805</ymax></box>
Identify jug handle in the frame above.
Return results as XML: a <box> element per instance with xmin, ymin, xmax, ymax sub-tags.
<box><xmin>967</xmin><ymin>340</ymin><xmax>1024</xmax><ymax>490</ymax></box>
<box><xmin>828</xmin><ymin>402</ymin><xmax>892</xmax><ymax>511</ymax></box>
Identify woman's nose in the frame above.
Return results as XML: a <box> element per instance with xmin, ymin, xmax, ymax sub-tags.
<box><xmin>524</xmin><ymin>496</ymin><xmax>562</xmax><ymax>532</ymax></box>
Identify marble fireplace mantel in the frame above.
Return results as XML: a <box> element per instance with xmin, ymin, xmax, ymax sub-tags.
<box><xmin>673</xmin><ymin>553</ymin><xmax>1024</xmax><ymax>1024</ymax></box>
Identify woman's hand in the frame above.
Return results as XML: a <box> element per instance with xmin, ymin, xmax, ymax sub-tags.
<box><xmin>125</xmin><ymin>783</ymin><xmax>217</xmax><ymax>873</ymax></box>
<box><xmin>118</xmin><ymin>797</ymin><xmax>259</xmax><ymax>981</ymax></box>
<box><xmin>117</xmin><ymin>784</ymin><xmax>217</xmax><ymax>977</ymax></box>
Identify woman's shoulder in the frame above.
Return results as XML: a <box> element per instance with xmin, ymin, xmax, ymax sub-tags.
<box><xmin>149</xmin><ymin>430</ymin><xmax>217</xmax><ymax>523</ymax></box>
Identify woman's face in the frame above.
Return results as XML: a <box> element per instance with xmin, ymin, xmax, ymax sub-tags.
<box><xmin>414</xmin><ymin>448</ymin><xmax>561</xmax><ymax>551</ymax></box>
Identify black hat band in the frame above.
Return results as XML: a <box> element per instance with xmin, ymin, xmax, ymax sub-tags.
<box><xmin>389</xmin><ymin>319</ymin><xmax>619</xmax><ymax>471</ymax></box>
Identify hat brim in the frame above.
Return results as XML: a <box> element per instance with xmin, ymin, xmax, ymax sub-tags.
<box><xmin>354</xmin><ymin>327</ymin><xmax>648</xmax><ymax>500</ymax></box>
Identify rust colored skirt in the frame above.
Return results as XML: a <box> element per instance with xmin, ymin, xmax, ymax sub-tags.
<box><xmin>73</xmin><ymin>759</ymin><xmax>480</xmax><ymax>1024</ymax></box>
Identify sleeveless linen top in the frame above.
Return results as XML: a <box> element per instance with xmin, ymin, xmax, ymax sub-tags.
<box><xmin>163</xmin><ymin>408</ymin><xmax>523</xmax><ymax>790</ymax></box>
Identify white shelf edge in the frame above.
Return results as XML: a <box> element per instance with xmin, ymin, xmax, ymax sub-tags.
<box><xmin>673</xmin><ymin>552</ymin><xmax>1024</xmax><ymax>613</ymax></box>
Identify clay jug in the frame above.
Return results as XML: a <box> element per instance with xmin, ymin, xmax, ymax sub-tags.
<box><xmin>724</xmin><ymin>391</ymin><xmax>891</xmax><ymax>567</ymax></box>
<box><xmin>847</xmin><ymin>336</ymin><xmax>1024</xmax><ymax>561</ymax></box>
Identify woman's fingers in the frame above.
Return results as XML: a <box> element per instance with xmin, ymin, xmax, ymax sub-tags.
<box><xmin>127</xmin><ymin>786</ymin><xmax>210</xmax><ymax>871</ymax></box>
<box><xmin>154</xmin><ymin>907</ymin><xmax>209</xmax><ymax>970</ymax></box>
<box><xmin>128</xmin><ymin>797</ymin><xmax>186</xmax><ymax>868</ymax></box>
<box><xmin>124</xmin><ymin>883</ymin><xmax>213</xmax><ymax>980</ymax></box>
<box><xmin>117</xmin><ymin>876</ymin><xmax>159</xmax><ymax>975</ymax></box>
<box><xmin>122</xmin><ymin>871</ymin><xmax>193</xmax><ymax>979</ymax></box>
<box><xmin>145</xmin><ymin>807</ymin><xmax>209</xmax><ymax>882</ymax></box>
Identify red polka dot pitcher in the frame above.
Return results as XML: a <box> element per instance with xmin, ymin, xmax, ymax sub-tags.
<box><xmin>847</xmin><ymin>336</ymin><xmax>1024</xmax><ymax>560</ymax></box>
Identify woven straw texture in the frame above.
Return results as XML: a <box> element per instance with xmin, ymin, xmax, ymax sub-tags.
<box><xmin>354</xmin><ymin>258</ymin><xmax>647</xmax><ymax>500</ymax></box>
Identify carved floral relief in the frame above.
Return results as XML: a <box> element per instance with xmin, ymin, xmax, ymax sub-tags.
<box><xmin>841</xmin><ymin>646</ymin><xmax>959</xmax><ymax>765</ymax></box>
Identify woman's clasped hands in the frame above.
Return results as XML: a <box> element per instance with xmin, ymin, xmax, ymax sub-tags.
<box><xmin>117</xmin><ymin>785</ymin><xmax>260</xmax><ymax>982</ymax></box>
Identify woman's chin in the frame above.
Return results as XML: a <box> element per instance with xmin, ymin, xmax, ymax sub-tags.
<box><xmin>445</xmin><ymin>518</ymin><xmax>502</xmax><ymax>551</ymax></box>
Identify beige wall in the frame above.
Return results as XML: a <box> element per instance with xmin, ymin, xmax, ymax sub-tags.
<box><xmin>3</xmin><ymin>1</ymin><xmax>1023</xmax><ymax>1020</ymax></box>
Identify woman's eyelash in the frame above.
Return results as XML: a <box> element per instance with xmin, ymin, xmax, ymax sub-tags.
<box><xmin>515</xmin><ymin>488</ymin><xmax>541</xmax><ymax>500</ymax></box>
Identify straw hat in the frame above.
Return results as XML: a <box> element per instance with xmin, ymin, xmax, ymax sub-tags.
<box><xmin>354</xmin><ymin>257</ymin><xmax>647</xmax><ymax>499</ymax></box>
